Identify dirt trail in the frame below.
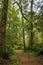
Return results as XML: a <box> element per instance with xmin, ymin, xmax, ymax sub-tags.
<box><xmin>16</xmin><ymin>50</ymin><xmax>43</xmax><ymax>65</ymax></box>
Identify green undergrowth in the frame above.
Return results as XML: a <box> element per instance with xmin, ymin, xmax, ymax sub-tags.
<box><xmin>26</xmin><ymin>50</ymin><xmax>43</xmax><ymax>62</ymax></box>
<box><xmin>25</xmin><ymin>50</ymin><xmax>36</xmax><ymax>56</ymax></box>
<box><xmin>9</xmin><ymin>51</ymin><xmax>18</xmax><ymax>65</ymax></box>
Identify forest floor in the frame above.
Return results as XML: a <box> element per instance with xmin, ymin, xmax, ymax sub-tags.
<box><xmin>0</xmin><ymin>58</ymin><xmax>12</xmax><ymax>65</ymax></box>
<box><xmin>15</xmin><ymin>50</ymin><xmax>43</xmax><ymax>65</ymax></box>
<box><xmin>0</xmin><ymin>50</ymin><xmax>43</xmax><ymax>65</ymax></box>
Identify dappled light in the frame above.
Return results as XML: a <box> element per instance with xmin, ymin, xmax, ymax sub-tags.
<box><xmin>0</xmin><ymin>0</ymin><xmax>43</xmax><ymax>65</ymax></box>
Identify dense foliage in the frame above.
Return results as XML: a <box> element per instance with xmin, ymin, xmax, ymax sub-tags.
<box><xmin>0</xmin><ymin>0</ymin><xmax>43</xmax><ymax>59</ymax></box>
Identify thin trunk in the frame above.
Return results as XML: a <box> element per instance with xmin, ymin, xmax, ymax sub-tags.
<box><xmin>22</xmin><ymin>18</ymin><xmax>25</xmax><ymax>51</ymax></box>
<box><xmin>30</xmin><ymin>0</ymin><xmax>34</xmax><ymax>46</ymax></box>
<box><xmin>0</xmin><ymin>0</ymin><xmax>8</xmax><ymax>54</ymax></box>
<box><xmin>20</xmin><ymin>3</ymin><xmax>26</xmax><ymax>51</ymax></box>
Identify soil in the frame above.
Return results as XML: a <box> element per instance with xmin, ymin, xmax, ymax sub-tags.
<box><xmin>0</xmin><ymin>57</ymin><xmax>12</xmax><ymax>65</ymax></box>
<box><xmin>16</xmin><ymin>50</ymin><xmax>43</xmax><ymax>65</ymax></box>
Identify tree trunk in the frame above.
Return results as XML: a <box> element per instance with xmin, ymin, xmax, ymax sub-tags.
<box><xmin>20</xmin><ymin>3</ymin><xmax>26</xmax><ymax>51</ymax></box>
<box><xmin>0</xmin><ymin>0</ymin><xmax>8</xmax><ymax>55</ymax></box>
<box><xmin>22</xmin><ymin>18</ymin><xmax>26</xmax><ymax>51</ymax></box>
<box><xmin>30</xmin><ymin>0</ymin><xmax>34</xmax><ymax>46</ymax></box>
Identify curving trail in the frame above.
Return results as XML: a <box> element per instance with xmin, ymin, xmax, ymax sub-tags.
<box><xmin>16</xmin><ymin>50</ymin><xmax>43</xmax><ymax>65</ymax></box>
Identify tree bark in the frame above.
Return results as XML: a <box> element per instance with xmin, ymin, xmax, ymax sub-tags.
<box><xmin>22</xmin><ymin>18</ymin><xmax>25</xmax><ymax>51</ymax></box>
<box><xmin>29</xmin><ymin>0</ymin><xmax>34</xmax><ymax>46</ymax></box>
<box><xmin>20</xmin><ymin>2</ymin><xmax>26</xmax><ymax>51</ymax></box>
<box><xmin>30</xmin><ymin>0</ymin><xmax>34</xmax><ymax>46</ymax></box>
<box><xmin>0</xmin><ymin>0</ymin><xmax>8</xmax><ymax>54</ymax></box>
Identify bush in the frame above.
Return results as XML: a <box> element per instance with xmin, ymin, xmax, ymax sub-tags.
<box><xmin>32</xmin><ymin>43</ymin><xmax>43</xmax><ymax>55</ymax></box>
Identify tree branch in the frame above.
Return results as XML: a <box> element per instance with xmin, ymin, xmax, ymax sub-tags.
<box><xmin>13</xmin><ymin>1</ymin><xmax>29</xmax><ymax>22</ymax></box>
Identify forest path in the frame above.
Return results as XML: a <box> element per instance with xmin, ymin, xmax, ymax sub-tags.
<box><xmin>15</xmin><ymin>50</ymin><xmax>43</xmax><ymax>65</ymax></box>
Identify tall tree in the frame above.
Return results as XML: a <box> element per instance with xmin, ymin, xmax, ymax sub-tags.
<box><xmin>0</xmin><ymin>0</ymin><xmax>8</xmax><ymax>55</ymax></box>
<box><xmin>22</xmin><ymin>17</ymin><xmax>26</xmax><ymax>51</ymax></box>
<box><xmin>30</xmin><ymin>0</ymin><xmax>34</xmax><ymax>46</ymax></box>
<box><xmin>13</xmin><ymin>0</ymin><xmax>27</xmax><ymax>51</ymax></box>
<box><xmin>20</xmin><ymin>0</ymin><xmax>26</xmax><ymax>51</ymax></box>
